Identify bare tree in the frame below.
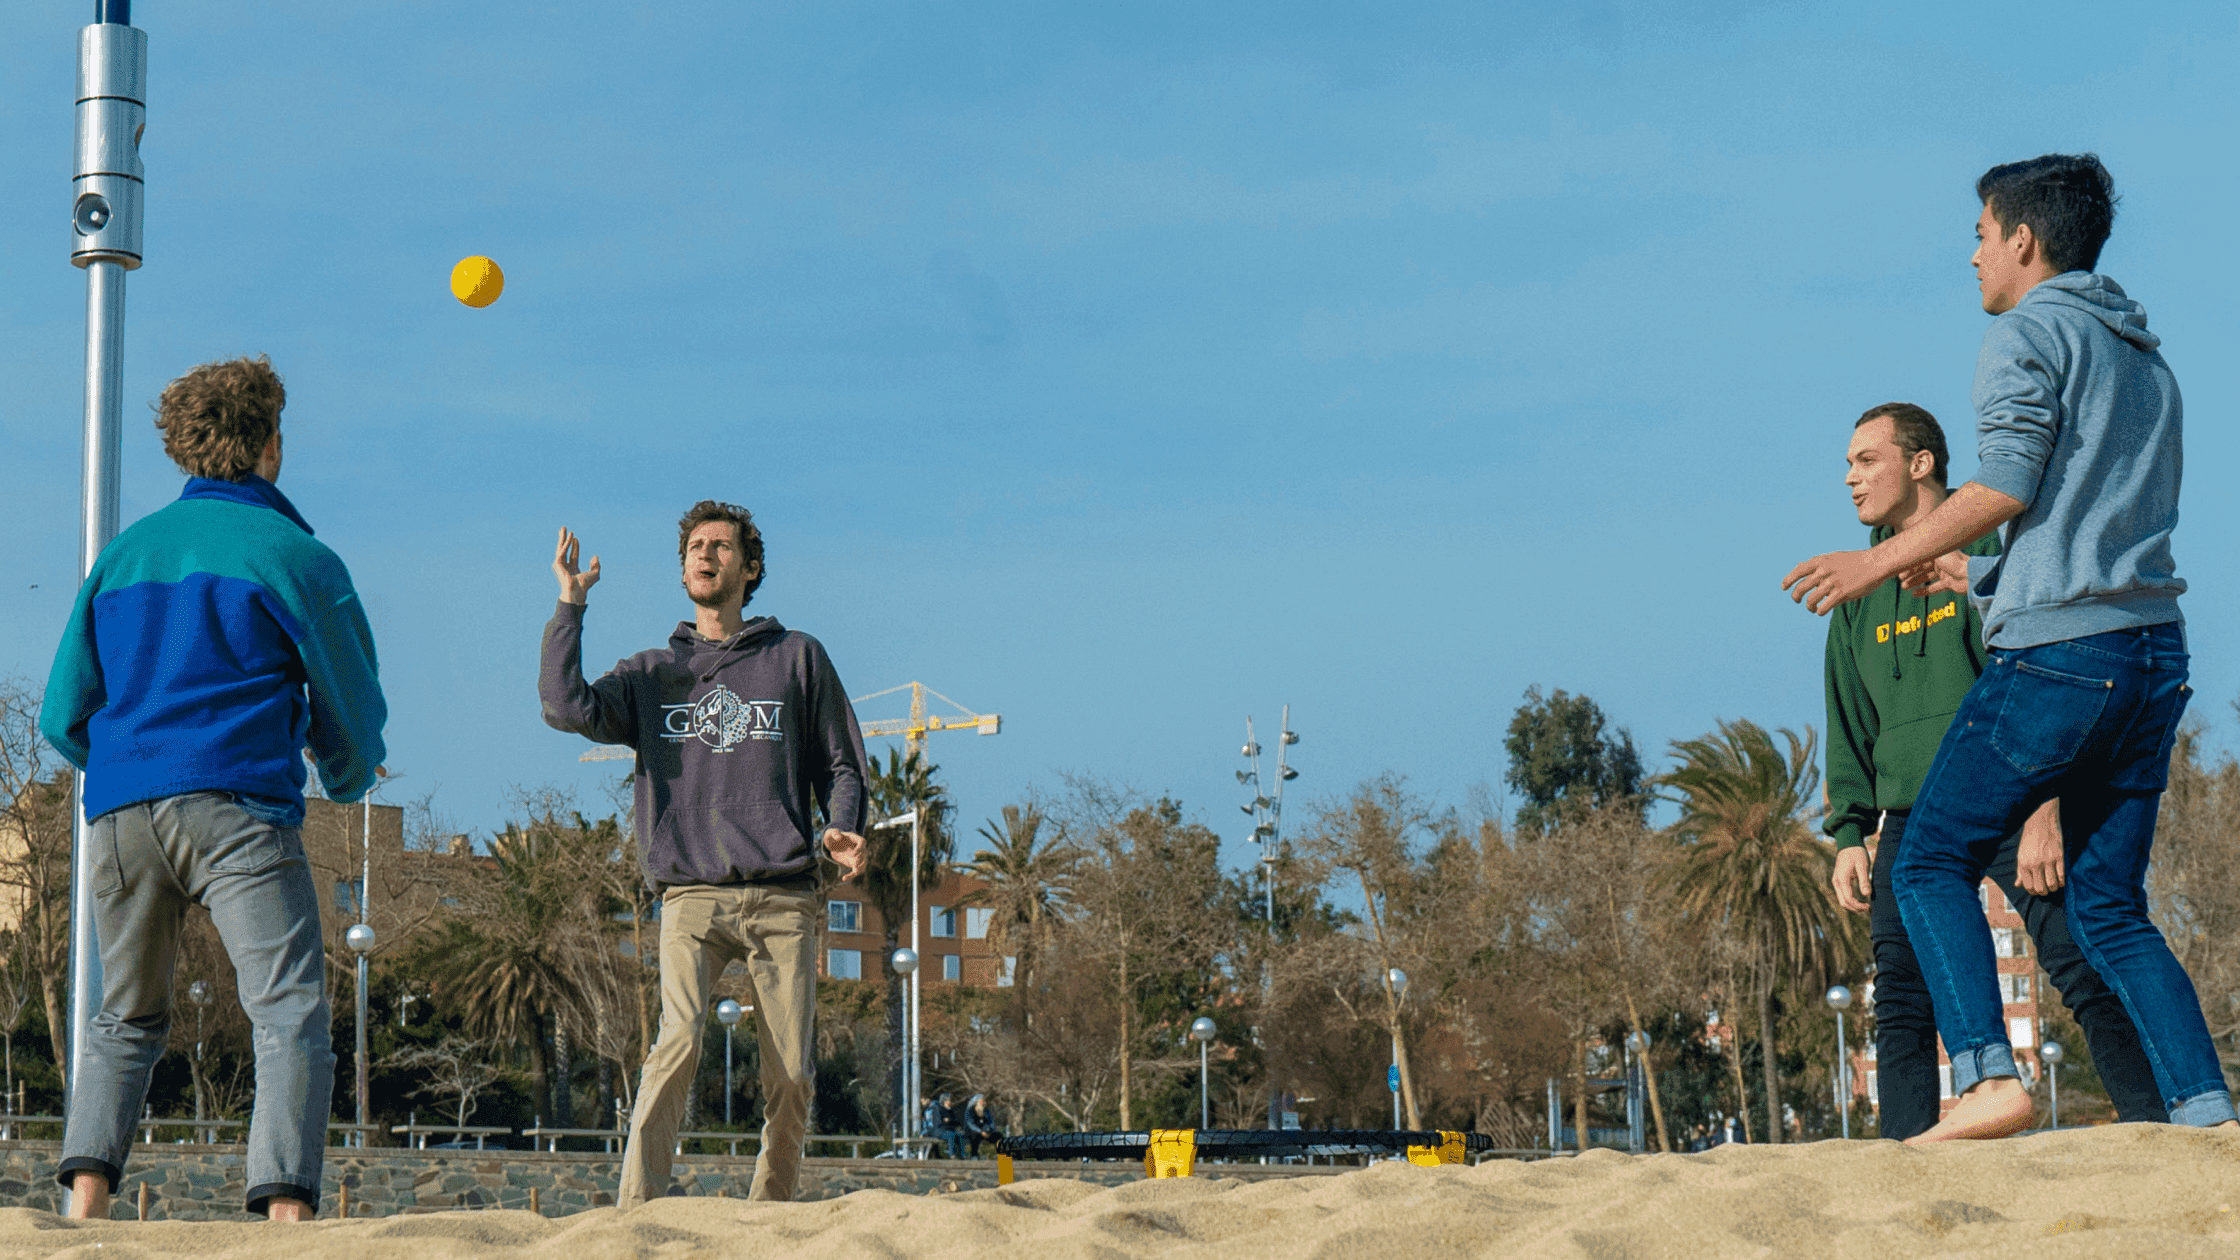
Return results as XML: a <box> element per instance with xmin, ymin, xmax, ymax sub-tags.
<box><xmin>0</xmin><ymin>679</ymin><xmax>75</xmax><ymax>1084</ymax></box>
<box><xmin>2149</xmin><ymin>723</ymin><xmax>2240</xmax><ymax>1080</ymax></box>
<box><xmin>390</xmin><ymin>1036</ymin><xmax>505</xmax><ymax>1131</ymax></box>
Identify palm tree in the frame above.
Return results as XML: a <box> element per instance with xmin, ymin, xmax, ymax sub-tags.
<box><xmin>958</xmin><ymin>803</ymin><xmax>1079</xmax><ymax>1002</ymax></box>
<box><xmin>1660</xmin><ymin>719</ymin><xmax>1863</xmax><ymax>1143</ymax></box>
<box><xmin>859</xmin><ymin>749</ymin><xmax>955</xmax><ymax>1119</ymax></box>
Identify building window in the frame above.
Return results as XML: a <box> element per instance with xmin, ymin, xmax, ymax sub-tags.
<box><xmin>965</xmin><ymin>908</ymin><xmax>993</xmax><ymax>940</ymax></box>
<box><xmin>827</xmin><ymin>900</ymin><xmax>861</xmax><ymax>934</ymax></box>
<box><xmin>998</xmin><ymin>956</ymin><xmax>1016</xmax><ymax>988</ymax></box>
<box><xmin>930</xmin><ymin>906</ymin><xmax>956</xmax><ymax>938</ymax></box>
<box><xmin>1938</xmin><ymin>1064</ymin><xmax>1953</xmax><ymax>1099</ymax></box>
<box><xmin>334</xmin><ymin>882</ymin><xmax>361</xmax><ymax>917</ymax></box>
<box><xmin>2008</xmin><ymin>1016</ymin><xmax>2036</xmax><ymax>1049</ymax></box>
<box><xmin>942</xmin><ymin>954</ymin><xmax>961</xmax><ymax>982</ymax></box>
<box><xmin>1998</xmin><ymin>973</ymin><xmax>2032</xmax><ymax>1004</ymax></box>
<box><xmin>827</xmin><ymin>948</ymin><xmax>862</xmax><ymax>980</ymax></box>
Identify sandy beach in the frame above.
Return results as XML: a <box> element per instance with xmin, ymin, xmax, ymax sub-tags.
<box><xmin>4</xmin><ymin>1125</ymin><xmax>2238</xmax><ymax>1259</ymax></box>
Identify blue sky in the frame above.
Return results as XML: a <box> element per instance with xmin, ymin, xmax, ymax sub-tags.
<box><xmin>6</xmin><ymin>2</ymin><xmax>2239</xmax><ymax>865</ymax></box>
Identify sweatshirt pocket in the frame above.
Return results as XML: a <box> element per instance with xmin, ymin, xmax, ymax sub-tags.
<box><xmin>652</xmin><ymin>796</ymin><xmax>812</xmax><ymax>884</ymax></box>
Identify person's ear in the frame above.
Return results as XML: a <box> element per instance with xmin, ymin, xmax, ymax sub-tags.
<box><xmin>1909</xmin><ymin>448</ymin><xmax>1936</xmax><ymax>483</ymax></box>
<box><xmin>2010</xmin><ymin>221</ymin><xmax>2038</xmax><ymax>268</ymax></box>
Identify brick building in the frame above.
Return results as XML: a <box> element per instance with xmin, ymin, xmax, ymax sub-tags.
<box><xmin>819</xmin><ymin>867</ymin><xmax>1013</xmax><ymax>988</ymax></box>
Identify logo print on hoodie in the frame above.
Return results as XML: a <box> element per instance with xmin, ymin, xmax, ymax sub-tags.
<box><xmin>661</xmin><ymin>684</ymin><xmax>784</xmax><ymax>752</ymax></box>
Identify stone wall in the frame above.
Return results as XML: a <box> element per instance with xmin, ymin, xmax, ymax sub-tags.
<box><xmin>0</xmin><ymin>1141</ymin><xmax>1344</xmax><ymax>1221</ymax></box>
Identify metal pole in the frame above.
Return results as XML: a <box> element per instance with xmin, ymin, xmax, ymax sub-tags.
<box><xmin>724</xmin><ymin>1024</ymin><xmax>734</xmax><ymax>1127</ymax></box>
<box><xmin>68</xmin><ymin>0</ymin><xmax>148</xmax><ymax>1100</ymax></box>
<box><xmin>909</xmin><ymin>807</ymin><xmax>921</xmax><ymax>1152</ymax></box>
<box><xmin>355</xmin><ymin>953</ymin><xmax>368</xmax><ymax>1147</ymax></box>
<box><xmin>1391</xmin><ymin>1032</ymin><xmax>1401</xmax><ymax>1130</ymax></box>
<box><xmin>1835</xmin><ymin>1010</ymin><xmax>1848</xmax><ymax>1139</ymax></box>
<box><xmin>1199</xmin><ymin>1040</ymin><xmax>1209</xmax><ymax>1130</ymax></box>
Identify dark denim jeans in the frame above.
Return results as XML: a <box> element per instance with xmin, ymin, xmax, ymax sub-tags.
<box><xmin>1869</xmin><ymin>809</ymin><xmax>2165</xmax><ymax>1140</ymax></box>
<box><xmin>1893</xmin><ymin>624</ymin><xmax>2235</xmax><ymax>1126</ymax></box>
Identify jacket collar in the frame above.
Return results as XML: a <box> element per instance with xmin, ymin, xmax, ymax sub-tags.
<box><xmin>179</xmin><ymin>475</ymin><xmax>316</xmax><ymax>536</ymax></box>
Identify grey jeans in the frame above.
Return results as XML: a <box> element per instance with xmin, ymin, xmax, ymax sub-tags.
<box><xmin>58</xmin><ymin>792</ymin><xmax>334</xmax><ymax>1216</ymax></box>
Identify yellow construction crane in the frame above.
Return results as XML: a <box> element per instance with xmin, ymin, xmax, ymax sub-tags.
<box><xmin>579</xmin><ymin>680</ymin><xmax>1000</xmax><ymax>764</ymax></box>
<box><xmin>853</xmin><ymin>681</ymin><xmax>1001</xmax><ymax>760</ymax></box>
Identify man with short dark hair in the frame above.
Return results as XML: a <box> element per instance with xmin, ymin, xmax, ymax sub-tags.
<box><xmin>42</xmin><ymin>354</ymin><xmax>387</xmax><ymax>1220</ymax></box>
<box><xmin>1822</xmin><ymin>401</ymin><xmax>2163</xmax><ymax>1139</ymax></box>
<box><xmin>1787</xmin><ymin>153</ymin><xmax>2235</xmax><ymax>1140</ymax></box>
<box><xmin>540</xmin><ymin>502</ymin><xmax>868</xmax><ymax>1203</ymax></box>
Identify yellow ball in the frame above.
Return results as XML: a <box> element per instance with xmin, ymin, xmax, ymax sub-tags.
<box><xmin>450</xmin><ymin>256</ymin><xmax>504</xmax><ymax>308</ymax></box>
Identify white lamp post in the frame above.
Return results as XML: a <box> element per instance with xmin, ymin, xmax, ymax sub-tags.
<box><xmin>1826</xmin><ymin>985</ymin><xmax>1854</xmax><ymax>1140</ymax></box>
<box><xmin>2041</xmin><ymin>1040</ymin><xmax>2064</xmax><ymax>1130</ymax></box>
<box><xmin>1386</xmin><ymin>968</ymin><xmax>1409</xmax><ymax>1130</ymax></box>
<box><xmin>186</xmin><ymin>979</ymin><xmax>212</xmax><ymax>1131</ymax></box>
<box><xmin>346</xmin><ymin>923</ymin><xmax>377</xmax><ymax>1147</ymax></box>
<box><xmin>873</xmin><ymin>810</ymin><xmax>920</xmax><ymax>1148</ymax></box>
<box><xmin>1190</xmin><ymin>1017</ymin><xmax>1217</xmax><ymax>1129</ymax></box>
<box><xmin>714</xmin><ymin>999</ymin><xmax>744</xmax><ymax>1126</ymax></box>
<box><xmin>890</xmin><ymin>947</ymin><xmax>919</xmax><ymax>1152</ymax></box>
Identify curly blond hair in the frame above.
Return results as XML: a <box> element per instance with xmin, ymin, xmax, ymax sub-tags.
<box><xmin>153</xmin><ymin>355</ymin><xmax>285</xmax><ymax>481</ymax></box>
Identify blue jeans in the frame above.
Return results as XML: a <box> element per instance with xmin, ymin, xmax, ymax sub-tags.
<box><xmin>59</xmin><ymin>793</ymin><xmax>335</xmax><ymax>1215</ymax></box>
<box><xmin>1893</xmin><ymin>624</ymin><xmax>2235</xmax><ymax>1126</ymax></box>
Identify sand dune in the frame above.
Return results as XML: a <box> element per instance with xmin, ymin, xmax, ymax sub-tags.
<box><xmin>5</xmin><ymin>1125</ymin><xmax>2239</xmax><ymax>1259</ymax></box>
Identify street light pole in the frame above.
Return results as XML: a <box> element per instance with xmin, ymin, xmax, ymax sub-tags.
<box><xmin>67</xmin><ymin>0</ymin><xmax>148</xmax><ymax>1101</ymax></box>
<box><xmin>186</xmin><ymin>979</ymin><xmax>211</xmax><ymax>1131</ymax></box>
<box><xmin>1189</xmin><ymin>1017</ymin><xmax>1216</xmax><ymax>1130</ymax></box>
<box><xmin>2041</xmin><ymin>1041</ymin><xmax>2064</xmax><ymax>1130</ymax></box>
<box><xmin>1239</xmin><ymin>710</ymin><xmax>1299</xmax><ymax>1132</ymax></box>
<box><xmin>715</xmin><ymin>1000</ymin><xmax>743</xmax><ymax>1127</ymax></box>
<box><xmin>1387</xmin><ymin>968</ymin><xmax>1408</xmax><ymax>1131</ymax></box>
<box><xmin>1826</xmin><ymin>985</ymin><xmax>1854</xmax><ymax>1140</ymax></box>
<box><xmin>890</xmin><ymin>948</ymin><xmax>919</xmax><ymax>1150</ymax></box>
<box><xmin>346</xmin><ymin>924</ymin><xmax>376</xmax><ymax>1147</ymax></box>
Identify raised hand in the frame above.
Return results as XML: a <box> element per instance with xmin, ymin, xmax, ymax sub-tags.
<box><xmin>554</xmin><ymin>527</ymin><xmax>602</xmax><ymax>605</ymax></box>
<box><xmin>1900</xmin><ymin>551</ymin><xmax>1971</xmax><ymax>599</ymax></box>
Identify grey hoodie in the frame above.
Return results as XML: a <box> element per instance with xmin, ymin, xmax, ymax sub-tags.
<box><xmin>1965</xmin><ymin>272</ymin><xmax>2184</xmax><ymax>649</ymax></box>
<box><xmin>539</xmin><ymin>602</ymin><xmax>868</xmax><ymax>888</ymax></box>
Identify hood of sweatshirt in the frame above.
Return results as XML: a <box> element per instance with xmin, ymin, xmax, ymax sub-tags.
<box><xmin>669</xmin><ymin>615</ymin><xmax>787</xmax><ymax>680</ymax></box>
<box><xmin>2023</xmin><ymin>272</ymin><xmax>2159</xmax><ymax>352</ymax></box>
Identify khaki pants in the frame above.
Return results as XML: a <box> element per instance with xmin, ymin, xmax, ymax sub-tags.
<box><xmin>619</xmin><ymin>880</ymin><xmax>821</xmax><ymax>1205</ymax></box>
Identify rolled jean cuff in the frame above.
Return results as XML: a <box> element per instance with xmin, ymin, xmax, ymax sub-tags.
<box><xmin>2169</xmin><ymin>1090</ymin><xmax>2240</xmax><ymax>1128</ymax></box>
<box><xmin>56</xmin><ymin>1155</ymin><xmax>121</xmax><ymax>1193</ymax></box>
<box><xmin>246</xmin><ymin>1180</ymin><xmax>319</xmax><ymax>1218</ymax></box>
<box><xmin>1948</xmin><ymin>1042</ymin><xmax>2018</xmax><ymax>1098</ymax></box>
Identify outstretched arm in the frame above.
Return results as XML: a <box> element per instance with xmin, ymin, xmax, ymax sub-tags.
<box><xmin>1783</xmin><ymin>482</ymin><xmax>2024</xmax><ymax>615</ymax></box>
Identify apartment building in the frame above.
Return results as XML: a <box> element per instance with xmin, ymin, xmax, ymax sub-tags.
<box><xmin>819</xmin><ymin>866</ymin><xmax>1013</xmax><ymax>988</ymax></box>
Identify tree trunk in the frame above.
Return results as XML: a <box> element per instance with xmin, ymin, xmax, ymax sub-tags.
<box><xmin>1117</xmin><ymin>954</ymin><xmax>1133</xmax><ymax>1130</ymax></box>
<box><xmin>631</xmin><ymin>891</ymin><xmax>652</xmax><ymax>1062</ymax></box>
<box><xmin>41</xmin><ymin>983</ymin><xmax>65</xmax><ymax>1093</ymax></box>
<box><xmin>529</xmin><ymin>1010</ymin><xmax>552</xmax><ymax>1129</ymax></box>
<box><xmin>1620</xmin><ymin>993</ymin><xmax>1671</xmax><ymax>1153</ymax></box>
<box><xmin>553</xmin><ymin>1020</ymin><xmax>573</xmax><ymax>1127</ymax></box>
<box><xmin>1757</xmin><ymin>961</ymin><xmax>1782</xmax><ymax>1144</ymax></box>
<box><xmin>1726</xmin><ymin>1012</ymin><xmax>1753</xmax><ymax>1144</ymax></box>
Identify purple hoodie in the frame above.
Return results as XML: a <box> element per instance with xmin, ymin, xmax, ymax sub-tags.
<box><xmin>540</xmin><ymin>602</ymin><xmax>867</xmax><ymax>888</ymax></box>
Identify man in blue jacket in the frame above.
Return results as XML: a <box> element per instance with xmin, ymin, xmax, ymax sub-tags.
<box><xmin>1786</xmin><ymin>154</ymin><xmax>2235</xmax><ymax>1140</ymax></box>
<box><xmin>42</xmin><ymin>355</ymin><xmax>387</xmax><ymax>1218</ymax></box>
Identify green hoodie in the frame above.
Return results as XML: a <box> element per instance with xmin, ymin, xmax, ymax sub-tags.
<box><xmin>1822</xmin><ymin>527</ymin><xmax>2002</xmax><ymax>850</ymax></box>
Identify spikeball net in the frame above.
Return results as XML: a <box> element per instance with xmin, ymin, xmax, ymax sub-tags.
<box><xmin>992</xmin><ymin>1128</ymin><xmax>1493</xmax><ymax>1182</ymax></box>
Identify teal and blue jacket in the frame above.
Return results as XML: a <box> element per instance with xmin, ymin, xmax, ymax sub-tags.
<box><xmin>40</xmin><ymin>476</ymin><xmax>387</xmax><ymax>823</ymax></box>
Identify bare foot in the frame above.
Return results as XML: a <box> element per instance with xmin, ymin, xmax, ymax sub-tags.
<box><xmin>267</xmin><ymin>1196</ymin><xmax>313</xmax><ymax>1222</ymax></box>
<box><xmin>1904</xmin><ymin>1077</ymin><xmax>2034</xmax><ymax>1145</ymax></box>
<box><xmin>66</xmin><ymin>1170</ymin><xmax>110</xmax><ymax>1220</ymax></box>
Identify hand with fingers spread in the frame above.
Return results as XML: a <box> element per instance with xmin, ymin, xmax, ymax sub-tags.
<box><xmin>554</xmin><ymin>527</ymin><xmax>602</xmax><ymax>605</ymax></box>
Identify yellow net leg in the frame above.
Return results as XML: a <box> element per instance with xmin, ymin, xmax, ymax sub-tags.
<box><xmin>1144</xmin><ymin>1129</ymin><xmax>1197</xmax><ymax>1178</ymax></box>
<box><xmin>997</xmin><ymin>1154</ymin><xmax>1015</xmax><ymax>1185</ymax></box>
<box><xmin>1405</xmin><ymin>1130</ymin><xmax>1467</xmax><ymax>1167</ymax></box>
